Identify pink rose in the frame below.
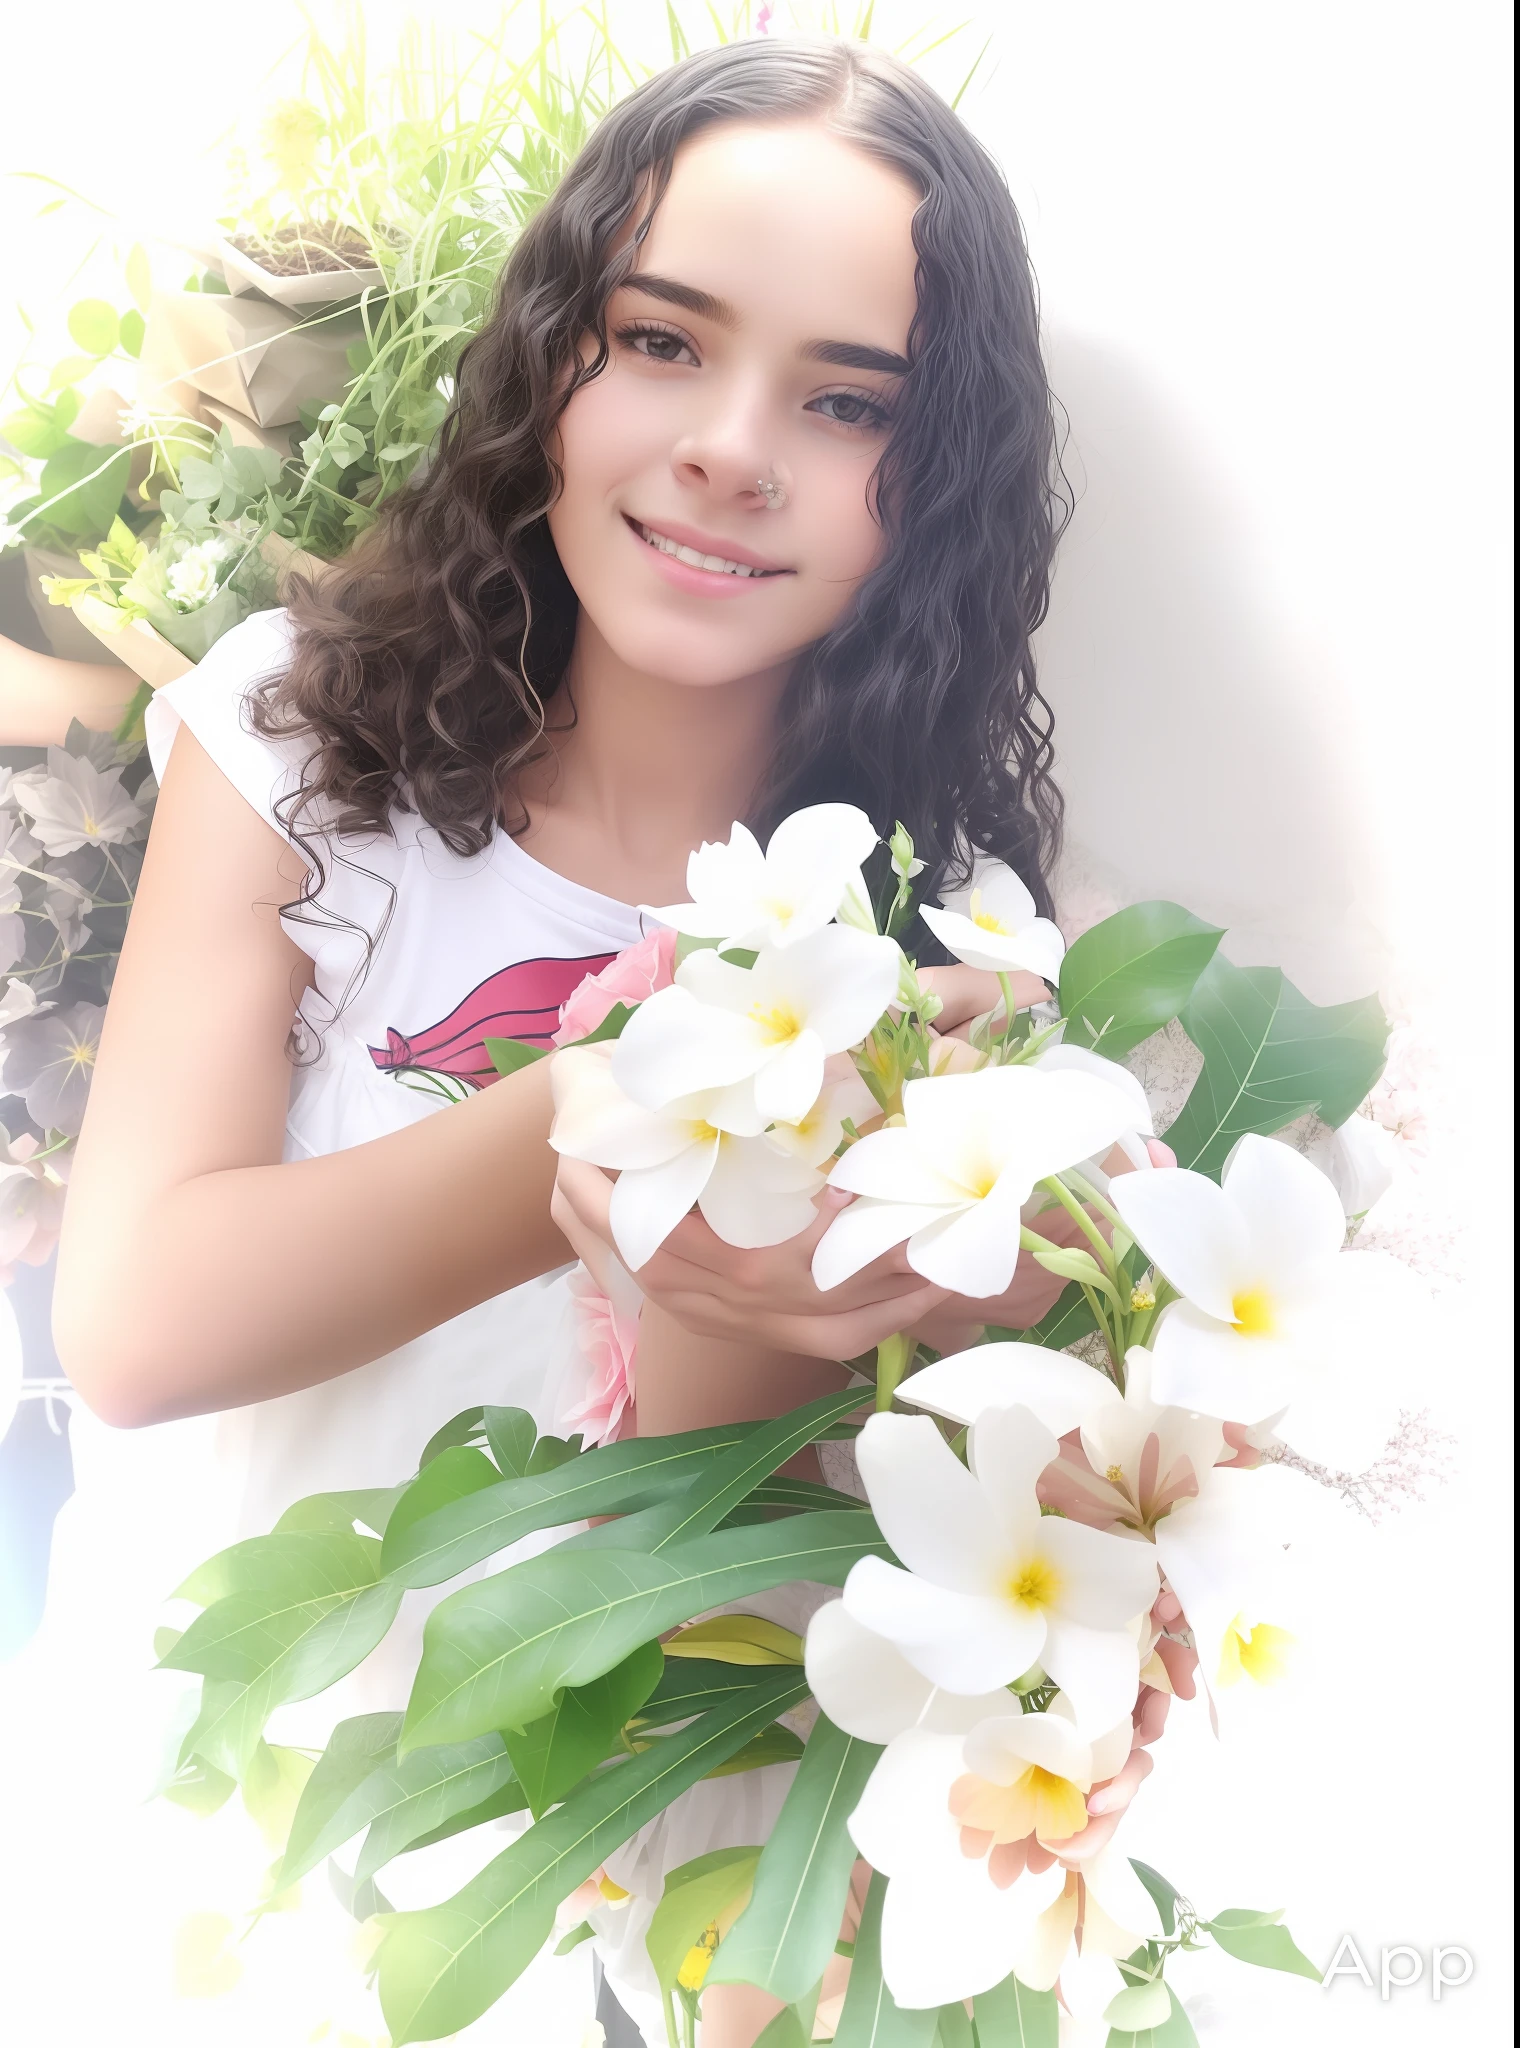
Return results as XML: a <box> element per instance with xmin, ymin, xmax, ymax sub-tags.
<box><xmin>561</xmin><ymin>1266</ymin><xmax>640</xmax><ymax>1449</ymax></box>
<box><xmin>552</xmin><ymin>926</ymin><xmax>677</xmax><ymax>1047</ymax></box>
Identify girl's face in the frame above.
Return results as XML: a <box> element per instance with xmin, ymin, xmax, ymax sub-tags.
<box><xmin>547</xmin><ymin>119</ymin><xmax>921</xmax><ymax>691</ymax></box>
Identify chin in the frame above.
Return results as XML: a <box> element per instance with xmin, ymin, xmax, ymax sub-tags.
<box><xmin>596</xmin><ymin>613</ymin><xmax>798</xmax><ymax>690</ymax></box>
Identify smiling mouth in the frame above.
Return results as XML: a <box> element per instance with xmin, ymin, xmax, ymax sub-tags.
<box><xmin>627</xmin><ymin>518</ymin><xmax>789</xmax><ymax>579</ymax></box>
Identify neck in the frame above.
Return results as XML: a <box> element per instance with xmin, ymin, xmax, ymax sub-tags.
<box><xmin>524</xmin><ymin>613</ymin><xmax>790</xmax><ymax>880</ymax></box>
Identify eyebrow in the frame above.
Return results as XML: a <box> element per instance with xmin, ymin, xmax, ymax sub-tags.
<box><xmin>622</xmin><ymin>273</ymin><xmax>911</xmax><ymax>378</ymax></box>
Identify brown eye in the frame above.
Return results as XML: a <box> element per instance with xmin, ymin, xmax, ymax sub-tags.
<box><xmin>809</xmin><ymin>389</ymin><xmax>893</xmax><ymax>432</ymax></box>
<box><xmin>616</xmin><ymin>322</ymin><xmax>699</xmax><ymax>367</ymax></box>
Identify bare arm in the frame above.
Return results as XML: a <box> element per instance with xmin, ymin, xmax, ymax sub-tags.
<box><xmin>54</xmin><ymin>725</ymin><xmax>572</xmax><ymax>1428</ymax></box>
<box><xmin>0</xmin><ymin>633</ymin><xmax>140</xmax><ymax>744</ymax></box>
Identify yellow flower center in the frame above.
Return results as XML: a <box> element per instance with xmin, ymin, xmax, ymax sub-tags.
<box><xmin>1129</xmin><ymin>1283</ymin><xmax>1156</xmax><ymax>1312</ymax></box>
<box><xmin>1007</xmin><ymin>1554</ymin><xmax>1062</xmax><ymax>1613</ymax></box>
<box><xmin>1105</xmin><ymin>1463</ymin><xmax>1125</xmax><ymax>1484</ymax></box>
<box><xmin>678</xmin><ymin>1921</ymin><xmax>721</xmax><ymax>1991</ymax></box>
<box><xmin>1231</xmin><ymin>1287</ymin><xmax>1277</xmax><ymax>1336</ymax></box>
<box><xmin>1217</xmin><ymin>1615</ymin><xmax>1295</xmax><ymax>1688</ymax></box>
<box><xmin>967</xmin><ymin>888</ymin><xmax>1011</xmax><ymax>935</ymax></box>
<box><xmin>751</xmin><ymin>1002</ymin><xmax>803</xmax><ymax>1046</ymax></box>
<box><xmin>82</xmin><ymin>814</ymin><xmax>98</xmax><ymax>835</ymax></box>
<box><xmin>690</xmin><ymin>1120</ymin><xmax>721</xmax><ymax>1145</ymax></box>
<box><xmin>67</xmin><ymin>1043</ymin><xmax>96</xmax><ymax>1070</ymax></box>
<box><xmin>597</xmin><ymin>1875</ymin><xmax>630</xmax><ymax>1904</ymax></box>
<box><xmin>950</xmin><ymin>1765</ymin><xmax>1089</xmax><ymax>1846</ymax></box>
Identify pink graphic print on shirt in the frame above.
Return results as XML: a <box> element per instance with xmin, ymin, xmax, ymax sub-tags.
<box><xmin>368</xmin><ymin>952</ymin><xmax>615</xmax><ymax>1087</ymax></box>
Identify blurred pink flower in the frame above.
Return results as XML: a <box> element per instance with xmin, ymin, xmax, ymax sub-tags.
<box><xmin>553</xmin><ymin>927</ymin><xmax>677</xmax><ymax>1047</ymax></box>
<box><xmin>562</xmin><ymin>1266</ymin><xmax>640</xmax><ymax>1448</ymax></box>
<box><xmin>0</xmin><ymin>1135</ymin><xmax>67</xmax><ymax>1284</ymax></box>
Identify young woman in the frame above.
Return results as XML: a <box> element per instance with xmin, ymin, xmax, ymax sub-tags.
<box><xmin>40</xmin><ymin>35</ymin><xmax>1097</xmax><ymax>2048</ymax></box>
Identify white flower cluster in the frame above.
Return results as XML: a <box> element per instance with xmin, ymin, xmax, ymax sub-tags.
<box><xmin>550</xmin><ymin>805</ymin><xmax>1147</xmax><ymax>1292</ymax></box>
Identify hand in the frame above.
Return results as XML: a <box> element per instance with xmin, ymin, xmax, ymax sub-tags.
<box><xmin>552</xmin><ymin>1156</ymin><xmax>948</xmax><ymax>1360</ymax></box>
<box><xmin>917</xmin><ymin>963</ymin><xmax>1049</xmax><ymax>1038</ymax></box>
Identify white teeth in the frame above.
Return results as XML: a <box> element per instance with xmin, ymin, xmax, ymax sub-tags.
<box><xmin>636</xmin><ymin>522</ymin><xmax>768</xmax><ymax>577</ymax></box>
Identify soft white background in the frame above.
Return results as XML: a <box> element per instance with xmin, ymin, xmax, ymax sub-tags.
<box><xmin>1</xmin><ymin>2</ymin><xmax>1511</xmax><ymax>2042</ymax></box>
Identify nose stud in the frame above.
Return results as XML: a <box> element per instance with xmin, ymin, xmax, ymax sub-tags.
<box><xmin>756</xmin><ymin>474</ymin><xmax>788</xmax><ymax>511</ymax></box>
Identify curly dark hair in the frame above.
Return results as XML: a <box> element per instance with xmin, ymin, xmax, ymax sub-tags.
<box><xmin>257</xmin><ymin>35</ymin><xmax>1069</xmax><ymax>946</ymax></box>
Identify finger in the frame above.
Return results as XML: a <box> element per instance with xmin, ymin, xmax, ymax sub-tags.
<box><xmin>1085</xmin><ymin>1748</ymin><xmax>1154</xmax><ymax>1819</ymax></box>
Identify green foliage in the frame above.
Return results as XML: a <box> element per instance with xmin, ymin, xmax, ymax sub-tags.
<box><xmin>375</xmin><ymin>1666</ymin><xmax>809</xmax><ymax>2045</ymax></box>
<box><xmin>33</xmin><ymin>440</ymin><xmax>132</xmax><ymax>540</ymax></box>
<box><xmin>646</xmin><ymin>1844</ymin><xmax>762</xmax><ymax>1997</ymax></box>
<box><xmin>833</xmin><ymin>1870</ymin><xmax>939</xmax><ymax>2047</ymax></box>
<box><xmin>503</xmin><ymin>1638</ymin><xmax>663</xmax><ymax>1817</ymax></box>
<box><xmin>1204</xmin><ymin>1908</ymin><xmax>1321</xmax><ymax>1980</ymax></box>
<box><xmin>278</xmin><ymin>1711</ymin><xmax>404</xmax><ymax>1884</ymax></box>
<box><xmin>1131</xmin><ymin>1860</ymin><xmax>1181</xmax><ymax>1937</ymax></box>
<box><xmin>1105</xmin><ymin>1988</ymin><xmax>1200</xmax><ymax>2047</ymax></box>
<box><xmin>974</xmin><ymin>1971</ymin><xmax>1059</xmax><ymax>2045</ymax></box>
<box><xmin>484</xmin><ymin>1035</ymin><xmax>549</xmax><ymax>1076</ymax></box>
<box><xmin>1058</xmin><ymin>902</ymin><xmax>1225</xmax><ymax>1061</ymax></box>
<box><xmin>710</xmin><ymin>1713</ymin><xmax>882</xmax><ymax>2003</ymax></box>
<box><xmin>1163</xmin><ymin>953</ymin><xmax>1388</xmax><ymax>1178</ymax></box>
<box><xmin>400</xmin><ymin>1509</ymin><xmax>883</xmax><ymax>1752</ymax></box>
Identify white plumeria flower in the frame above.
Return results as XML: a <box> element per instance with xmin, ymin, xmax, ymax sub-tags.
<box><xmin>1014</xmin><ymin>1842</ymin><xmax>1165</xmax><ymax>2015</ymax></box>
<box><xmin>844</xmin><ymin>1712</ymin><xmax>1155</xmax><ymax>2008</ymax></box>
<box><xmin>805</xmin><ymin>1598</ymin><xmax>1014</xmax><ymax>1746</ymax></box>
<box><xmin>900</xmin><ymin>1345</ymin><xmax>1296</xmax><ymax>1720</ymax></box>
<box><xmin>642</xmin><ymin>802</ymin><xmax>878</xmax><ymax>950</ymax></box>
<box><xmin>1030</xmin><ymin>1043</ymin><xmax>1156</xmax><ymax>1178</ymax></box>
<box><xmin>612</xmin><ymin>924</ymin><xmax>899</xmax><ymax>1125</ymax></box>
<box><xmin>814</xmin><ymin>1064</ymin><xmax>1137</xmax><ymax>1297</ymax></box>
<box><xmin>920</xmin><ymin>856</ymin><xmax>1067</xmax><ymax>983</ymax></box>
<box><xmin>842</xmin><ymin>1407</ymin><xmax>1158</xmax><ymax>1735</ymax></box>
<box><xmin>1110</xmin><ymin>1132</ymin><xmax>1410</xmax><ymax>1468</ymax></box>
<box><xmin>549</xmin><ymin>1045</ymin><xmax>821</xmax><ymax>1270</ymax></box>
<box><xmin>763</xmin><ymin>1069</ymin><xmax>878</xmax><ymax>1172</ymax></box>
<box><xmin>1319</xmin><ymin>1113</ymin><xmax>1398</xmax><ymax>1222</ymax></box>
<box><xmin>11</xmin><ymin>753</ymin><xmax>143</xmax><ymax>857</ymax></box>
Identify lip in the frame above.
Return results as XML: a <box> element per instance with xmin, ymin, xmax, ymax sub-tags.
<box><xmin>623</xmin><ymin>513</ymin><xmax>793</xmax><ymax>577</ymax></box>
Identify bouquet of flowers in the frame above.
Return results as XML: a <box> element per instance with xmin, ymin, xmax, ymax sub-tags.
<box><xmin>157</xmin><ymin>804</ymin><xmax>1404</xmax><ymax>2046</ymax></box>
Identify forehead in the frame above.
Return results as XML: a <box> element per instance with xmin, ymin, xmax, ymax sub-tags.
<box><xmin>632</xmin><ymin>119</ymin><xmax>921</xmax><ymax>348</ymax></box>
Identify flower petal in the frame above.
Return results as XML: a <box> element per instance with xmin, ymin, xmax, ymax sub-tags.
<box><xmin>549</xmin><ymin>1049</ymin><xmax>692</xmax><ymax>1170</ymax></box>
<box><xmin>962</xmin><ymin>1710</ymin><xmax>1094</xmax><ymax>1787</ymax></box>
<box><xmin>611</xmin><ymin>984</ymin><xmax>766</xmax><ymax>1109</ymax></box>
<box><xmin>1147</xmin><ymin>1302</ymin><xmax>1300</xmax><ymax>1424</ymax></box>
<box><xmin>882</xmin><ymin>1857</ymin><xmax>1069</xmax><ymax>2010</ymax></box>
<box><xmin>856</xmin><ymin>1413</ymin><xmax>1010</xmax><ymax>1591</ymax></box>
<box><xmin>902</xmin><ymin>1344</ymin><xmax>1123</xmax><ymax>1435</ymax></box>
<box><xmin>1109</xmin><ymin>1167</ymin><xmax>1250</xmax><ymax>1323</ymax></box>
<box><xmin>843</xmin><ymin>1557</ymin><xmax>1045</xmax><ymax>1693</ymax></box>
<box><xmin>805</xmin><ymin>1601</ymin><xmax>1010</xmax><ymax>1745</ymax></box>
<box><xmin>904</xmin><ymin>1180</ymin><xmax>1025</xmax><ymax>1296</ymax></box>
<box><xmin>1042</xmin><ymin>1518</ymin><xmax>1159</xmax><ymax>1631</ymax></box>
<box><xmin>751</xmin><ymin>1027</ymin><xmax>826</xmax><ymax>1124</ymax></box>
<box><xmin>961</xmin><ymin>1403</ymin><xmax>1058</xmax><ymax>1556</ymax></box>
<box><xmin>697</xmin><ymin>1135</ymin><xmax>820</xmax><ymax>1249</ymax></box>
<box><xmin>1034</xmin><ymin>1045</ymin><xmax>1155</xmax><ymax>1135</ymax></box>
<box><xmin>828</xmin><ymin>1126</ymin><xmax>968</xmax><ymax>1205</ymax></box>
<box><xmin>811</xmin><ymin>1195</ymin><xmax>952</xmax><ymax>1291</ymax></box>
<box><xmin>607</xmin><ymin>1134</ymin><xmax>717</xmax><ymax>1270</ymax></box>
<box><xmin>1221</xmin><ymin>1133</ymin><xmax>1346</xmax><ymax>1296</ymax></box>
<box><xmin>1038</xmin><ymin>1616</ymin><xmax>1143</xmax><ymax>1737</ymax></box>
<box><xmin>1081</xmin><ymin>1840</ymin><xmax>1165</xmax><ymax>1951</ymax></box>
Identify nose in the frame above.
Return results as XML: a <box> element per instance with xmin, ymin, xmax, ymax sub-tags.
<box><xmin>669</xmin><ymin>376</ymin><xmax>788</xmax><ymax>511</ymax></box>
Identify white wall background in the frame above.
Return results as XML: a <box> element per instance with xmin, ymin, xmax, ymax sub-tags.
<box><xmin>2</xmin><ymin>3</ymin><xmax>1511</xmax><ymax>2042</ymax></box>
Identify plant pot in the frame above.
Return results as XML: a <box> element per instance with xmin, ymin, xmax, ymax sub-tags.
<box><xmin>217</xmin><ymin>233</ymin><xmax>385</xmax><ymax>309</ymax></box>
<box><xmin>20</xmin><ymin>549</ymin><xmax>130</xmax><ymax>668</ymax></box>
<box><xmin>138</xmin><ymin>291</ymin><xmax>363</xmax><ymax>430</ymax></box>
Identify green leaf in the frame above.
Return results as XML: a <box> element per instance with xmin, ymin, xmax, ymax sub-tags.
<box><xmin>401</xmin><ymin>1511</ymin><xmax>885</xmax><ymax>1752</ymax></box>
<box><xmin>354</xmin><ymin>1738</ymin><xmax>522</xmax><ymax>1884</ymax></box>
<box><xmin>936</xmin><ymin>2003</ymin><xmax>975</xmax><ymax>2048</ymax></box>
<box><xmin>1205</xmin><ymin>1912</ymin><xmax>1321</xmax><ymax>1980</ymax></box>
<box><xmin>1004</xmin><ymin>1280</ymin><xmax>1100</xmax><ymax>1353</ymax></box>
<box><xmin>419</xmin><ymin>1406</ymin><xmax>486</xmax><ymax>1467</ymax></box>
<box><xmin>974</xmin><ymin>1971</ymin><xmax>1058</xmax><ymax>2046</ymax></box>
<box><xmin>483</xmin><ymin>1035</ymin><xmax>549</xmax><ymax>1077</ymax></box>
<box><xmin>1130</xmin><ymin>1861</ymin><xmax>1180</xmax><ymax>1938</ymax></box>
<box><xmin>381</xmin><ymin>1774</ymin><xmax>526</xmax><ymax>1865</ymax></box>
<box><xmin>275</xmin><ymin>1486</ymin><xmax>406</xmax><ymax>1537</ymax></box>
<box><xmin>68</xmin><ymin>298</ymin><xmax>119</xmax><ymax>356</ymax></box>
<box><xmin>3</xmin><ymin>402</ymin><xmax>70</xmax><ymax>459</ymax></box>
<box><xmin>1059</xmin><ymin>901</ymin><xmax>1225</xmax><ymax>1060</ymax></box>
<box><xmin>381</xmin><ymin>1447</ymin><xmax>501</xmax><ymax>1568</ymax></box>
<box><xmin>376</xmin><ymin>1667</ymin><xmax>808</xmax><ymax>2045</ymax></box>
<box><xmin>48</xmin><ymin>352</ymin><xmax>104</xmax><ymax>392</ymax></box>
<box><xmin>753</xmin><ymin>2015</ymin><xmax>810</xmax><ymax>2048</ymax></box>
<box><xmin>162</xmin><ymin>1756</ymin><xmax>238</xmax><ymax>1817</ymax></box>
<box><xmin>1104</xmin><ymin>1985</ymin><xmax>1200</xmax><ymax>2046</ymax></box>
<box><xmin>563</xmin><ymin>1000</ymin><xmax>636</xmax><ymax>1047</ymax></box>
<box><xmin>35</xmin><ymin>439</ymin><xmax>131</xmax><ymax>539</ymax></box>
<box><xmin>328</xmin><ymin>1857</ymin><xmax>393</xmax><ymax>1924</ymax></box>
<box><xmin>555</xmin><ymin>1920</ymin><xmax>596</xmax><ymax>1954</ymax></box>
<box><xmin>504</xmin><ymin>1639</ymin><xmax>663</xmax><ymax>1817</ymax></box>
<box><xmin>118</xmin><ymin>309</ymin><xmax>145</xmax><ymax>359</ymax></box>
<box><xmin>278</xmin><ymin>1713</ymin><xmax>404</xmax><ymax>1886</ymax></box>
<box><xmin>630</xmin><ymin>1656</ymin><xmax>773</xmax><ymax>1732</ymax></box>
<box><xmin>482</xmin><ymin>1407</ymin><xmax>536</xmax><ymax>1478</ymax></box>
<box><xmin>834</xmin><ymin>1870</ymin><xmax>939</xmax><ymax>2047</ymax></box>
<box><xmin>710</xmin><ymin>1714</ymin><xmax>882</xmax><ymax>2001</ymax></box>
<box><xmin>704</xmin><ymin>1723</ymin><xmax>806</xmax><ymax>1778</ymax></box>
<box><xmin>646</xmin><ymin>1845</ymin><xmax>762</xmax><ymax>1994</ymax></box>
<box><xmin>648</xmin><ymin>1387</ymin><xmax>868</xmax><ymax>1552</ymax></box>
<box><xmin>1105</xmin><ymin>1978</ymin><xmax>1174</xmax><ymax>2030</ymax></box>
<box><xmin>525</xmin><ymin>1432</ymin><xmax>581</xmax><ymax>1475</ymax></box>
<box><xmin>1163</xmin><ymin>954</ymin><xmax>1388</xmax><ymax>1178</ymax></box>
<box><xmin>381</xmin><ymin>1423</ymin><xmax>757</xmax><ymax>1590</ymax></box>
<box><xmin>477</xmin><ymin>1032</ymin><xmax>550</xmax><ymax>1080</ymax></box>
